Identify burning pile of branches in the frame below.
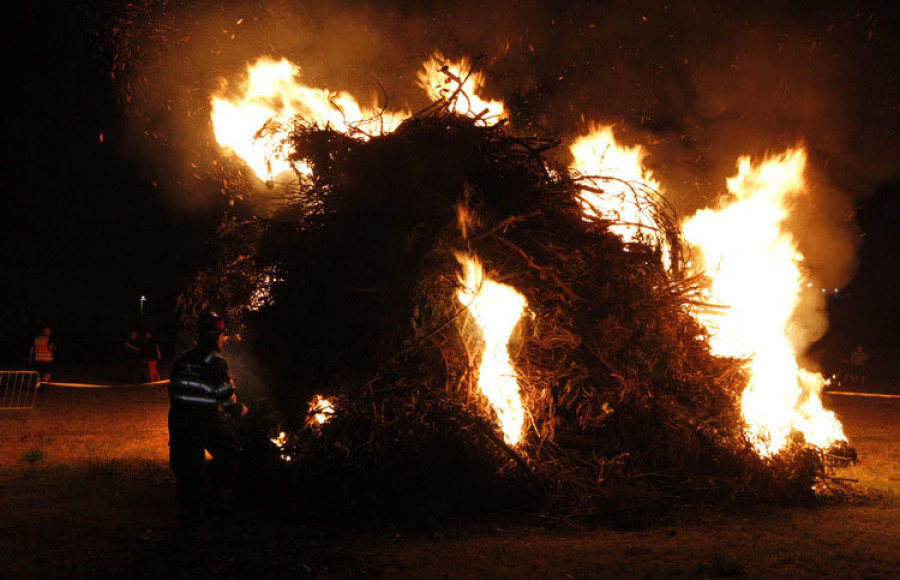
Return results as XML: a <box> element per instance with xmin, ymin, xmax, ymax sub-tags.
<box><xmin>179</xmin><ymin>102</ymin><xmax>835</xmax><ymax>518</ymax></box>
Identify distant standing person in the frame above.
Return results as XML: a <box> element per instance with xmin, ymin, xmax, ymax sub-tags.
<box><xmin>124</xmin><ymin>330</ymin><xmax>143</xmax><ymax>383</ymax></box>
<box><xmin>848</xmin><ymin>346</ymin><xmax>871</xmax><ymax>385</ymax></box>
<box><xmin>142</xmin><ymin>330</ymin><xmax>162</xmax><ymax>382</ymax></box>
<box><xmin>29</xmin><ymin>327</ymin><xmax>56</xmax><ymax>383</ymax></box>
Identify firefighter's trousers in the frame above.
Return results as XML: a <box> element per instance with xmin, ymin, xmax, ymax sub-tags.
<box><xmin>168</xmin><ymin>406</ymin><xmax>240</xmax><ymax>515</ymax></box>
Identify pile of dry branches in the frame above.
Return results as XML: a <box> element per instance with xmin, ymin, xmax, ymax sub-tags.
<box><xmin>179</xmin><ymin>108</ymin><xmax>828</xmax><ymax>517</ymax></box>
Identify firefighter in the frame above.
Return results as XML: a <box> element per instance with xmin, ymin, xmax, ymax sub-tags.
<box><xmin>167</xmin><ymin>312</ymin><xmax>247</xmax><ymax>525</ymax></box>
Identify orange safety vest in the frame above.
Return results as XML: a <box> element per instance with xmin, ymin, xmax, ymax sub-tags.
<box><xmin>34</xmin><ymin>336</ymin><xmax>53</xmax><ymax>362</ymax></box>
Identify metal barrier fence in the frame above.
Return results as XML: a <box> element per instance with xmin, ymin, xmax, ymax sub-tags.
<box><xmin>0</xmin><ymin>371</ymin><xmax>39</xmax><ymax>411</ymax></box>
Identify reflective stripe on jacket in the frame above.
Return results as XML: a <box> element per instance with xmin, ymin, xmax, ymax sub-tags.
<box><xmin>34</xmin><ymin>336</ymin><xmax>53</xmax><ymax>362</ymax></box>
<box><xmin>168</xmin><ymin>346</ymin><xmax>238</xmax><ymax>412</ymax></box>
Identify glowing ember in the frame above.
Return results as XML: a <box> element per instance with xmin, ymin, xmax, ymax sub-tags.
<box><xmin>248</xmin><ymin>265</ymin><xmax>282</xmax><ymax>311</ymax></box>
<box><xmin>211</xmin><ymin>57</ymin><xmax>408</xmax><ymax>182</ymax></box>
<box><xmin>269</xmin><ymin>430</ymin><xmax>292</xmax><ymax>463</ymax></box>
<box><xmin>682</xmin><ymin>149</ymin><xmax>846</xmax><ymax>455</ymax></box>
<box><xmin>456</xmin><ymin>253</ymin><xmax>527</xmax><ymax>445</ymax></box>
<box><xmin>270</xmin><ymin>431</ymin><xmax>288</xmax><ymax>449</ymax></box>
<box><xmin>417</xmin><ymin>52</ymin><xmax>505</xmax><ymax>124</ymax></box>
<box><xmin>570</xmin><ymin>125</ymin><xmax>666</xmax><ymax>249</ymax></box>
<box><xmin>308</xmin><ymin>394</ymin><xmax>335</xmax><ymax>426</ymax></box>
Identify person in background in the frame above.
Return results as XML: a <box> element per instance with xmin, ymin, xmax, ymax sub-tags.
<box><xmin>848</xmin><ymin>345</ymin><xmax>871</xmax><ymax>385</ymax></box>
<box><xmin>124</xmin><ymin>330</ymin><xmax>143</xmax><ymax>383</ymax></box>
<box><xmin>29</xmin><ymin>327</ymin><xmax>56</xmax><ymax>383</ymax></box>
<box><xmin>142</xmin><ymin>330</ymin><xmax>162</xmax><ymax>382</ymax></box>
<box><xmin>167</xmin><ymin>312</ymin><xmax>247</xmax><ymax>526</ymax></box>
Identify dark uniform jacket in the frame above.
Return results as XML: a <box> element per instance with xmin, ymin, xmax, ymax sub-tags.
<box><xmin>168</xmin><ymin>345</ymin><xmax>240</xmax><ymax>414</ymax></box>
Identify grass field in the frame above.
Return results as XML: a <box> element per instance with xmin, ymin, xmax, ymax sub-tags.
<box><xmin>0</xmin><ymin>385</ymin><xmax>896</xmax><ymax>579</ymax></box>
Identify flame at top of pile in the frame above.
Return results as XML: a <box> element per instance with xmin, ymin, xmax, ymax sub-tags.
<box><xmin>417</xmin><ymin>53</ymin><xmax>506</xmax><ymax>124</ymax></box>
<box><xmin>569</xmin><ymin>126</ymin><xmax>670</xmax><ymax>262</ymax></box>
<box><xmin>683</xmin><ymin>148</ymin><xmax>846</xmax><ymax>455</ymax></box>
<box><xmin>210</xmin><ymin>57</ymin><xmax>409</xmax><ymax>182</ymax></box>
<box><xmin>211</xmin><ymin>54</ymin><xmax>507</xmax><ymax>183</ymax></box>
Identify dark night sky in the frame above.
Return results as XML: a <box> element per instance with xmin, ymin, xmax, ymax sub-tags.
<box><xmin>2</xmin><ymin>1</ymin><xmax>899</xmax><ymax>374</ymax></box>
<box><xmin>1</xmin><ymin>5</ymin><xmax>222</xmax><ymax>354</ymax></box>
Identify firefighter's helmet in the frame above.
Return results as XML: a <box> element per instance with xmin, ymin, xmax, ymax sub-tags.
<box><xmin>198</xmin><ymin>312</ymin><xmax>227</xmax><ymax>340</ymax></box>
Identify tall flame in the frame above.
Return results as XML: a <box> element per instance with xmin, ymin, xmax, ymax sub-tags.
<box><xmin>570</xmin><ymin>126</ymin><xmax>664</xmax><ymax>244</ymax></box>
<box><xmin>456</xmin><ymin>253</ymin><xmax>527</xmax><ymax>445</ymax></box>
<box><xmin>211</xmin><ymin>57</ymin><xmax>408</xmax><ymax>182</ymax></box>
<box><xmin>682</xmin><ymin>149</ymin><xmax>846</xmax><ymax>455</ymax></box>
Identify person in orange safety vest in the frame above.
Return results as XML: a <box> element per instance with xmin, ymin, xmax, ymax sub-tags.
<box><xmin>29</xmin><ymin>327</ymin><xmax>56</xmax><ymax>383</ymax></box>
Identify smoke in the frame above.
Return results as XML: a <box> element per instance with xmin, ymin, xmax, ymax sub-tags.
<box><xmin>102</xmin><ymin>0</ymin><xmax>896</xmax><ymax>283</ymax></box>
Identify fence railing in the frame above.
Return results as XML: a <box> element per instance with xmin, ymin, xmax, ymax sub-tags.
<box><xmin>0</xmin><ymin>371</ymin><xmax>39</xmax><ymax>411</ymax></box>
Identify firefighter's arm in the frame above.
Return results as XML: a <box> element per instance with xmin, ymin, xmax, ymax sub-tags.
<box><xmin>215</xmin><ymin>358</ymin><xmax>246</xmax><ymax>417</ymax></box>
<box><xmin>28</xmin><ymin>345</ymin><xmax>34</xmax><ymax>364</ymax></box>
<box><xmin>221</xmin><ymin>390</ymin><xmax>247</xmax><ymax>418</ymax></box>
<box><xmin>225</xmin><ymin>393</ymin><xmax>248</xmax><ymax>418</ymax></box>
<box><xmin>217</xmin><ymin>374</ymin><xmax>247</xmax><ymax>417</ymax></box>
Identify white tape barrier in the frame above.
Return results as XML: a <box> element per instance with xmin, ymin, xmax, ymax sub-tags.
<box><xmin>825</xmin><ymin>390</ymin><xmax>900</xmax><ymax>400</ymax></box>
<box><xmin>41</xmin><ymin>379</ymin><xmax>170</xmax><ymax>389</ymax></box>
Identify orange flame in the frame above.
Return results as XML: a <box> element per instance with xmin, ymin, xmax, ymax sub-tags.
<box><xmin>211</xmin><ymin>55</ymin><xmax>505</xmax><ymax>182</ymax></box>
<box><xmin>308</xmin><ymin>394</ymin><xmax>335</xmax><ymax>426</ymax></box>
<box><xmin>270</xmin><ymin>430</ymin><xmax>288</xmax><ymax>448</ymax></box>
<box><xmin>570</xmin><ymin>126</ymin><xmax>670</xmax><ymax>263</ymax></box>
<box><xmin>456</xmin><ymin>253</ymin><xmax>527</xmax><ymax>445</ymax></box>
<box><xmin>417</xmin><ymin>53</ymin><xmax>505</xmax><ymax>124</ymax></box>
<box><xmin>269</xmin><ymin>430</ymin><xmax>292</xmax><ymax>463</ymax></box>
<box><xmin>211</xmin><ymin>57</ymin><xmax>408</xmax><ymax>182</ymax></box>
<box><xmin>682</xmin><ymin>149</ymin><xmax>846</xmax><ymax>455</ymax></box>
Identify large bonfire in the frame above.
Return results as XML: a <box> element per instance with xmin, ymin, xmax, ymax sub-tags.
<box><xmin>179</xmin><ymin>55</ymin><xmax>853</xmax><ymax>516</ymax></box>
